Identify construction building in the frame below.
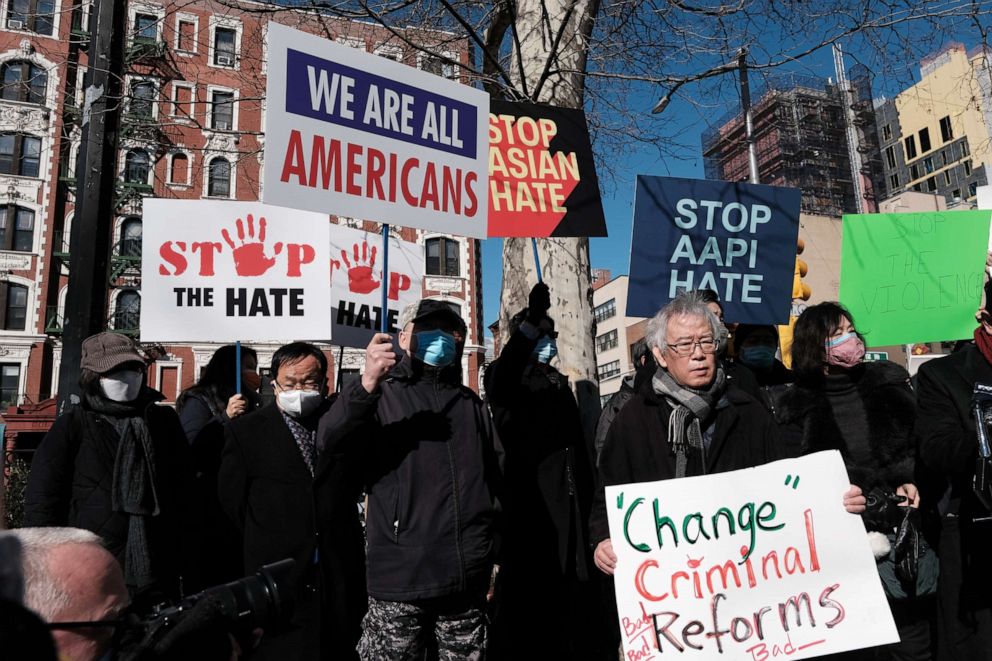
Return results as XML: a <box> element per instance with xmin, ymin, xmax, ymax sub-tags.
<box><xmin>591</xmin><ymin>270</ymin><xmax>646</xmax><ymax>406</ymax></box>
<box><xmin>875</xmin><ymin>43</ymin><xmax>991</xmax><ymax>204</ymax></box>
<box><xmin>0</xmin><ymin>1</ymin><xmax>485</xmax><ymax>451</ymax></box>
<box><xmin>702</xmin><ymin>67</ymin><xmax>884</xmax><ymax>217</ymax></box>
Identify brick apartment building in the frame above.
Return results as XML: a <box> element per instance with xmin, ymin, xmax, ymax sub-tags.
<box><xmin>0</xmin><ymin>0</ymin><xmax>486</xmax><ymax>450</ymax></box>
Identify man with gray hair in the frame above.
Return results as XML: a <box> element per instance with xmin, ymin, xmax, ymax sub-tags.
<box><xmin>2</xmin><ymin>527</ymin><xmax>128</xmax><ymax>661</ymax></box>
<box><xmin>589</xmin><ymin>293</ymin><xmax>782</xmax><ymax>576</ymax></box>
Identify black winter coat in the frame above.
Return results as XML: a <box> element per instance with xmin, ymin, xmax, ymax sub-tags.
<box><xmin>484</xmin><ymin>329</ymin><xmax>595</xmax><ymax>579</ymax></box>
<box><xmin>768</xmin><ymin>361</ymin><xmax>916</xmax><ymax>493</ymax></box>
<box><xmin>218</xmin><ymin>400</ymin><xmax>366</xmax><ymax>661</ymax></box>
<box><xmin>24</xmin><ymin>389</ymin><xmax>193</xmax><ymax>599</ymax></box>
<box><xmin>323</xmin><ymin>357</ymin><xmax>502</xmax><ymax>602</ymax></box>
<box><xmin>590</xmin><ymin>381</ymin><xmax>781</xmax><ymax>546</ymax></box>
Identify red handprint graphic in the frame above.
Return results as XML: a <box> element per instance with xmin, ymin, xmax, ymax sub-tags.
<box><xmin>221</xmin><ymin>215</ymin><xmax>283</xmax><ymax>276</ymax></box>
<box><xmin>341</xmin><ymin>241</ymin><xmax>380</xmax><ymax>294</ymax></box>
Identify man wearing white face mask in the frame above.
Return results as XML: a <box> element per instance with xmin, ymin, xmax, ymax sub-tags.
<box><xmin>320</xmin><ymin>299</ymin><xmax>502</xmax><ymax>661</ymax></box>
<box><xmin>219</xmin><ymin>342</ymin><xmax>367</xmax><ymax>661</ymax></box>
<box><xmin>25</xmin><ymin>332</ymin><xmax>194</xmax><ymax>603</ymax></box>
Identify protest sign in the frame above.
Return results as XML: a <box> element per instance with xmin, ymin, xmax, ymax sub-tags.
<box><xmin>606</xmin><ymin>451</ymin><xmax>898</xmax><ymax>660</ymax></box>
<box><xmin>839</xmin><ymin>211</ymin><xmax>990</xmax><ymax>347</ymax></box>
<box><xmin>263</xmin><ymin>23</ymin><xmax>489</xmax><ymax>238</ymax></box>
<box><xmin>488</xmin><ymin>100</ymin><xmax>606</xmax><ymax>237</ymax></box>
<box><xmin>626</xmin><ymin>176</ymin><xmax>801</xmax><ymax>323</ymax></box>
<box><xmin>141</xmin><ymin>200</ymin><xmax>331</xmax><ymax>342</ymax></box>
<box><xmin>330</xmin><ymin>224</ymin><xmax>424</xmax><ymax>347</ymax></box>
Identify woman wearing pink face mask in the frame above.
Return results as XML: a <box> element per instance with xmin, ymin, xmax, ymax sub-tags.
<box><xmin>766</xmin><ymin>302</ymin><xmax>932</xmax><ymax>661</ymax></box>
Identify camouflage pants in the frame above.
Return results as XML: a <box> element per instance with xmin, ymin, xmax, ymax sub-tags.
<box><xmin>357</xmin><ymin>595</ymin><xmax>487</xmax><ymax>661</ymax></box>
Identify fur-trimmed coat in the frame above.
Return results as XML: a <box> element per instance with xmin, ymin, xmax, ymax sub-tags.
<box><xmin>767</xmin><ymin>361</ymin><xmax>916</xmax><ymax>492</ymax></box>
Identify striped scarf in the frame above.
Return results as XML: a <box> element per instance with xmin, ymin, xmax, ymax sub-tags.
<box><xmin>652</xmin><ymin>366</ymin><xmax>726</xmax><ymax>477</ymax></box>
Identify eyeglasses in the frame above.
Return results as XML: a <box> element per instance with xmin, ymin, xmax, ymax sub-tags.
<box><xmin>665</xmin><ymin>338</ymin><xmax>719</xmax><ymax>356</ymax></box>
<box><xmin>275</xmin><ymin>380</ymin><xmax>322</xmax><ymax>391</ymax></box>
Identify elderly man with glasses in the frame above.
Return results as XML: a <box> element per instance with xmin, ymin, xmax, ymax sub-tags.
<box><xmin>589</xmin><ymin>293</ymin><xmax>784</xmax><ymax>577</ymax></box>
<box><xmin>219</xmin><ymin>342</ymin><xmax>367</xmax><ymax>661</ymax></box>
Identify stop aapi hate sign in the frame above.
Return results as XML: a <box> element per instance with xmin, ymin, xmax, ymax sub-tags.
<box><xmin>487</xmin><ymin>100</ymin><xmax>606</xmax><ymax>237</ymax></box>
<box><xmin>141</xmin><ymin>200</ymin><xmax>332</xmax><ymax>343</ymax></box>
<box><xmin>606</xmin><ymin>451</ymin><xmax>898</xmax><ymax>661</ymax></box>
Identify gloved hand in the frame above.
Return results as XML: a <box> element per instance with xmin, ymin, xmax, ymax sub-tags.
<box><xmin>527</xmin><ymin>282</ymin><xmax>551</xmax><ymax>324</ymax></box>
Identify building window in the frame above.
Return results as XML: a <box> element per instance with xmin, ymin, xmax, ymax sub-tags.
<box><xmin>134</xmin><ymin>13</ymin><xmax>157</xmax><ymax>41</ymax></box>
<box><xmin>941</xmin><ymin>150</ymin><xmax>949</xmax><ymax>166</ymax></box>
<box><xmin>889</xmin><ymin>173</ymin><xmax>899</xmax><ymax>190</ymax></box>
<box><xmin>0</xmin><ymin>363</ymin><xmax>18</xmax><ymax>408</ymax></box>
<box><xmin>177</xmin><ymin>19</ymin><xmax>196</xmax><ymax>52</ymax></box>
<box><xmin>1</xmin><ymin>61</ymin><xmax>46</xmax><ymax>104</ymax></box>
<box><xmin>964</xmin><ymin>160</ymin><xmax>972</xmax><ymax>176</ymax></box>
<box><xmin>594</xmin><ymin>298</ymin><xmax>616</xmax><ymax>323</ymax></box>
<box><xmin>2</xmin><ymin>282</ymin><xmax>27</xmax><ymax>330</ymax></box>
<box><xmin>923</xmin><ymin>157</ymin><xmax>934</xmax><ymax>174</ymax></box>
<box><xmin>904</xmin><ymin>135</ymin><xmax>917</xmax><ymax>160</ymax></box>
<box><xmin>940</xmin><ymin>116</ymin><xmax>953</xmax><ymax>142</ymax></box>
<box><xmin>207</xmin><ymin>157</ymin><xmax>231</xmax><ymax>197</ymax></box>
<box><xmin>114</xmin><ymin>290</ymin><xmax>140</xmax><ymax>331</ymax></box>
<box><xmin>944</xmin><ymin>170</ymin><xmax>952</xmax><ymax>186</ymax></box>
<box><xmin>596</xmin><ymin>329</ymin><xmax>618</xmax><ymax>353</ymax></box>
<box><xmin>419</xmin><ymin>54</ymin><xmax>455</xmax><ymax>80</ymax></box>
<box><xmin>7</xmin><ymin>0</ymin><xmax>54</xmax><ymax>35</ymax></box>
<box><xmin>884</xmin><ymin>146</ymin><xmax>896</xmax><ymax>169</ymax></box>
<box><xmin>952</xmin><ymin>188</ymin><xmax>962</xmax><ymax>200</ymax></box>
<box><xmin>597</xmin><ymin>360</ymin><xmax>621</xmax><ymax>381</ymax></box>
<box><xmin>0</xmin><ymin>133</ymin><xmax>40</xmax><ymax>177</ymax></box>
<box><xmin>124</xmin><ymin>149</ymin><xmax>150</xmax><ymax>184</ymax></box>
<box><xmin>0</xmin><ymin>205</ymin><xmax>33</xmax><ymax>251</ymax></box>
<box><xmin>910</xmin><ymin>164</ymin><xmax>920</xmax><ymax>180</ymax></box>
<box><xmin>210</xmin><ymin>90</ymin><xmax>234</xmax><ymax>130</ymax></box>
<box><xmin>919</xmin><ymin>127</ymin><xmax>931</xmax><ymax>153</ymax></box>
<box><xmin>129</xmin><ymin>80</ymin><xmax>155</xmax><ymax>118</ymax></box>
<box><xmin>970</xmin><ymin>182</ymin><xmax>978</xmax><ymax>197</ymax></box>
<box><xmin>171</xmin><ymin>84</ymin><xmax>192</xmax><ymax>119</ymax></box>
<box><xmin>960</xmin><ymin>140</ymin><xmax>970</xmax><ymax>159</ymax></box>
<box><xmin>120</xmin><ymin>217</ymin><xmax>141</xmax><ymax>257</ymax></box>
<box><xmin>425</xmin><ymin>237</ymin><xmax>459</xmax><ymax>276</ymax></box>
<box><xmin>600</xmin><ymin>393</ymin><xmax>611</xmax><ymax>408</ymax></box>
<box><xmin>926</xmin><ymin>176</ymin><xmax>937</xmax><ymax>192</ymax></box>
<box><xmin>169</xmin><ymin>153</ymin><xmax>188</xmax><ymax>185</ymax></box>
<box><xmin>882</xmin><ymin>124</ymin><xmax>891</xmax><ymax>141</ymax></box>
<box><xmin>213</xmin><ymin>27</ymin><xmax>236</xmax><ymax>66</ymax></box>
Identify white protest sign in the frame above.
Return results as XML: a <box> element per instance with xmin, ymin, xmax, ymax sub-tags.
<box><xmin>263</xmin><ymin>23</ymin><xmax>489</xmax><ymax>238</ymax></box>
<box><xmin>606</xmin><ymin>451</ymin><xmax>898</xmax><ymax>660</ymax></box>
<box><xmin>141</xmin><ymin>200</ymin><xmax>331</xmax><ymax>342</ymax></box>
<box><xmin>330</xmin><ymin>224</ymin><xmax>424</xmax><ymax>348</ymax></box>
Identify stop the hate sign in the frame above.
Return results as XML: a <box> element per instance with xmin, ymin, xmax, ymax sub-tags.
<box><xmin>263</xmin><ymin>22</ymin><xmax>489</xmax><ymax>238</ymax></box>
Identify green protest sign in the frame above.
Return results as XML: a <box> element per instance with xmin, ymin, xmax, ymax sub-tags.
<box><xmin>840</xmin><ymin>211</ymin><xmax>991</xmax><ymax>346</ymax></box>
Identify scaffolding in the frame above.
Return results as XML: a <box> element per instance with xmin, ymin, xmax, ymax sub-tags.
<box><xmin>701</xmin><ymin>72</ymin><xmax>877</xmax><ymax>218</ymax></box>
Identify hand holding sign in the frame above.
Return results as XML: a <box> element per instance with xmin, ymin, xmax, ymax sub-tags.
<box><xmin>362</xmin><ymin>332</ymin><xmax>396</xmax><ymax>393</ymax></box>
<box><xmin>342</xmin><ymin>241</ymin><xmax>379</xmax><ymax>294</ymax></box>
<box><xmin>222</xmin><ymin>215</ymin><xmax>284</xmax><ymax>276</ymax></box>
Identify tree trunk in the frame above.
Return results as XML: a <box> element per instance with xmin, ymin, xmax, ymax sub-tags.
<box><xmin>499</xmin><ymin>0</ymin><xmax>601</xmax><ymax>439</ymax></box>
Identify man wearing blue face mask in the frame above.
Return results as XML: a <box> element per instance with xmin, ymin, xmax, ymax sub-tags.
<box><xmin>219</xmin><ymin>342</ymin><xmax>367</xmax><ymax>660</ymax></box>
<box><xmin>483</xmin><ymin>283</ymin><xmax>608</xmax><ymax>660</ymax></box>
<box><xmin>320</xmin><ymin>299</ymin><xmax>502</xmax><ymax>661</ymax></box>
<box><xmin>733</xmin><ymin>324</ymin><xmax>793</xmax><ymax>389</ymax></box>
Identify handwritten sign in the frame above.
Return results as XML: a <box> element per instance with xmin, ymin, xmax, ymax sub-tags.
<box><xmin>263</xmin><ymin>23</ymin><xmax>489</xmax><ymax>238</ymax></box>
<box><xmin>839</xmin><ymin>211</ymin><xmax>990</xmax><ymax>346</ymax></box>
<box><xmin>488</xmin><ymin>100</ymin><xmax>606</xmax><ymax>237</ymax></box>
<box><xmin>627</xmin><ymin>176</ymin><xmax>800</xmax><ymax>323</ymax></box>
<box><xmin>141</xmin><ymin>200</ymin><xmax>331</xmax><ymax>342</ymax></box>
<box><xmin>606</xmin><ymin>452</ymin><xmax>897</xmax><ymax>660</ymax></box>
<box><xmin>329</xmin><ymin>224</ymin><xmax>424</xmax><ymax>348</ymax></box>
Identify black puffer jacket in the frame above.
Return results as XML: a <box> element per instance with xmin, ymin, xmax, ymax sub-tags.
<box><xmin>24</xmin><ymin>389</ymin><xmax>194</xmax><ymax>597</ymax></box>
<box><xmin>323</xmin><ymin>357</ymin><xmax>502</xmax><ymax>602</ymax></box>
<box><xmin>767</xmin><ymin>361</ymin><xmax>916</xmax><ymax>492</ymax></box>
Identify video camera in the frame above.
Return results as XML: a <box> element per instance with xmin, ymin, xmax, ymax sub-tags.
<box><xmin>970</xmin><ymin>384</ymin><xmax>992</xmax><ymax>517</ymax></box>
<box><xmin>116</xmin><ymin>559</ymin><xmax>295</xmax><ymax>661</ymax></box>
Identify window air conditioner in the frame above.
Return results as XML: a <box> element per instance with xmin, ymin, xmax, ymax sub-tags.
<box><xmin>7</xmin><ymin>19</ymin><xmax>23</xmax><ymax>30</ymax></box>
<box><xmin>216</xmin><ymin>54</ymin><xmax>234</xmax><ymax>66</ymax></box>
<box><xmin>215</xmin><ymin>121</ymin><xmax>230</xmax><ymax>131</ymax></box>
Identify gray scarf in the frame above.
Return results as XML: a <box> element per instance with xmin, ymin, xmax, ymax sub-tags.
<box><xmin>652</xmin><ymin>366</ymin><xmax>727</xmax><ymax>477</ymax></box>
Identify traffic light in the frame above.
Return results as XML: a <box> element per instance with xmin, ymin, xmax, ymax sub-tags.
<box><xmin>792</xmin><ymin>238</ymin><xmax>811</xmax><ymax>301</ymax></box>
<box><xmin>780</xmin><ymin>238</ymin><xmax>811</xmax><ymax>369</ymax></box>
